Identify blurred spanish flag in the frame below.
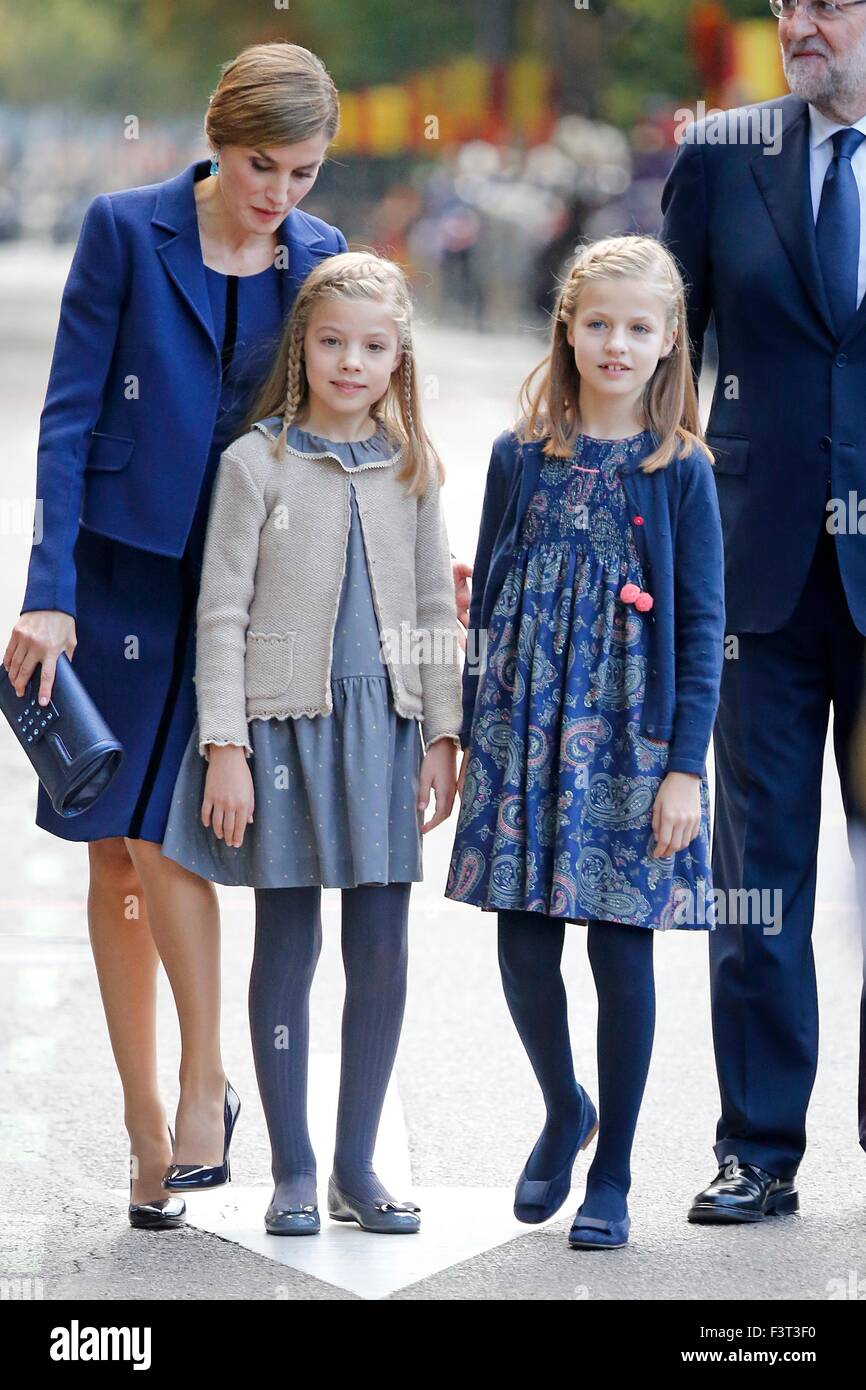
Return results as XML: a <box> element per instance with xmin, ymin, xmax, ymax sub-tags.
<box><xmin>691</xmin><ymin>3</ymin><xmax>785</xmax><ymax>108</ymax></box>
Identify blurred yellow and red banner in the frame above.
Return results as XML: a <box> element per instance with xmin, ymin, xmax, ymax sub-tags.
<box><xmin>333</xmin><ymin>52</ymin><xmax>556</xmax><ymax>157</ymax></box>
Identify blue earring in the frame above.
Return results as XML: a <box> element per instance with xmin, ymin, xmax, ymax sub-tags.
<box><xmin>210</xmin><ymin>155</ymin><xmax>219</xmax><ymax>176</ymax></box>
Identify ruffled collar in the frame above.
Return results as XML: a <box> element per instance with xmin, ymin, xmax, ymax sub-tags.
<box><xmin>253</xmin><ymin>415</ymin><xmax>401</xmax><ymax>469</ymax></box>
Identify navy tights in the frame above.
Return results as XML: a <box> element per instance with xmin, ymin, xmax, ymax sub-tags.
<box><xmin>498</xmin><ymin>910</ymin><xmax>655</xmax><ymax>1223</ymax></box>
<box><xmin>249</xmin><ymin>882</ymin><xmax>411</xmax><ymax>1211</ymax></box>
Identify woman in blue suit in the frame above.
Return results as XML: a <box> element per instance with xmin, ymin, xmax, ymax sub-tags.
<box><xmin>3</xmin><ymin>41</ymin><xmax>346</xmax><ymax>1228</ymax></box>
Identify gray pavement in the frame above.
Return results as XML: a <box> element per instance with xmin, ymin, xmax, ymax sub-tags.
<box><xmin>1</xmin><ymin>244</ymin><xmax>864</xmax><ymax>1301</ymax></box>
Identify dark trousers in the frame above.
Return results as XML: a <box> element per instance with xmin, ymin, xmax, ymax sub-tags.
<box><xmin>710</xmin><ymin>522</ymin><xmax>866</xmax><ymax>1178</ymax></box>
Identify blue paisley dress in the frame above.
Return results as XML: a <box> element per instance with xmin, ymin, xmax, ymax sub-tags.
<box><xmin>445</xmin><ymin>430</ymin><xmax>714</xmax><ymax>931</ymax></box>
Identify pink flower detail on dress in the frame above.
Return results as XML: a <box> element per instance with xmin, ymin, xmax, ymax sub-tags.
<box><xmin>619</xmin><ymin>583</ymin><xmax>641</xmax><ymax>604</ymax></box>
<box><xmin>634</xmin><ymin>591</ymin><xmax>654</xmax><ymax>612</ymax></box>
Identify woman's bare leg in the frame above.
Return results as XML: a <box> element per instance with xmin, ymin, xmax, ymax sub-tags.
<box><xmin>86</xmin><ymin>837</ymin><xmax>171</xmax><ymax>1204</ymax></box>
<box><xmin>123</xmin><ymin>839</ymin><xmax>227</xmax><ymax>1166</ymax></box>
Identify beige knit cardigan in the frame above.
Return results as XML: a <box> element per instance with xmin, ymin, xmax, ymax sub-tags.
<box><xmin>194</xmin><ymin>418</ymin><xmax>464</xmax><ymax>759</ymax></box>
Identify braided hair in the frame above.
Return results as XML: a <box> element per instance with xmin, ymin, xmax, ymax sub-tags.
<box><xmin>245</xmin><ymin>250</ymin><xmax>443</xmax><ymax>496</ymax></box>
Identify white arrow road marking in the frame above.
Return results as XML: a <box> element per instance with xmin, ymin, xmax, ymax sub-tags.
<box><xmin>183</xmin><ymin>1185</ymin><xmax>536</xmax><ymax>1300</ymax></box>
<box><xmin>175</xmin><ymin>1054</ymin><xmax>561</xmax><ymax>1298</ymax></box>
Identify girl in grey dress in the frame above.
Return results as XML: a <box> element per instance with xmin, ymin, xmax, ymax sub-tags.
<box><xmin>162</xmin><ymin>252</ymin><xmax>463</xmax><ymax>1235</ymax></box>
<box><xmin>163</xmin><ymin>421</ymin><xmax>424</xmax><ymax>888</ymax></box>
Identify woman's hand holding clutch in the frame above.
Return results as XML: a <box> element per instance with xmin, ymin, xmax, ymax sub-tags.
<box><xmin>3</xmin><ymin>611</ymin><xmax>77</xmax><ymax>703</ymax></box>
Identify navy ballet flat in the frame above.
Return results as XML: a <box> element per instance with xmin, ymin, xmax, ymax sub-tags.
<box><xmin>513</xmin><ymin>1085</ymin><xmax>599</xmax><ymax>1224</ymax></box>
<box><xmin>128</xmin><ymin>1126</ymin><xmax>186</xmax><ymax>1231</ymax></box>
<box><xmin>265</xmin><ymin>1202</ymin><xmax>321</xmax><ymax>1236</ymax></box>
<box><xmin>327</xmin><ymin>1176</ymin><xmax>421</xmax><ymax>1233</ymax></box>
<box><xmin>568</xmin><ymin>1203</ymin><xmax>630</xmax><ymax>1250</ymax></box>
<box><xmin>162</xmin><ymin>1079</ymin><xmax>241</xmax><ymax>1192</ymax></box>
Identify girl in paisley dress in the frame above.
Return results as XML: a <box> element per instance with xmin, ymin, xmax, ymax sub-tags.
<box><xmin>445</xmin><ymin>236</ymin><xmax>725</xmax><ymax>1249</ymax></box>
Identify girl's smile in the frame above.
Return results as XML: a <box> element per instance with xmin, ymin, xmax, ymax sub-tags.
<box><xmin>331</xmin><ymin>379</ymin><xmax>367</xmax><ymax>394</ymax></box>
<box><xmin>302</xmin><ymin>297</ymin><xmax>402</xmax><ymax>438</ymax></box>
<box><xmin>566</xmin><ymin>276</ymin><xmax>677</xmax><ymax>435</ymax></box>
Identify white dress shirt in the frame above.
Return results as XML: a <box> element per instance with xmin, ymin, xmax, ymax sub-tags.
<box><xmin>808</xmin><ymin>103</ymin><xmax>866</xmax><ymax>309</ymax></box>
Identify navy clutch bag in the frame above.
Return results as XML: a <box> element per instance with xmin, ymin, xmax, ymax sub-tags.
<box><xmin>0</xmin><ymin>652</ymin><xmax>123</xmax><ymax>817</ymax></box>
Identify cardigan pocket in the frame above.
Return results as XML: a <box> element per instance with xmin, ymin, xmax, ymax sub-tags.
<box><xmin>245</xmin><ymin>631</ymin><xmax>296</xmax><ymax>700</ymax></box>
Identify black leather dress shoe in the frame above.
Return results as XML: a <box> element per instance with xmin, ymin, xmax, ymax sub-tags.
<box><xmin>688</xmin><ymin>1163</ymin><xmax>799</xmax><ymax>1224</ymax></box>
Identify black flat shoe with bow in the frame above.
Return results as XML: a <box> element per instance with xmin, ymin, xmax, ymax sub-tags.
<box><xmin>688</xmin><ymin>1162</ymin><xmax>799</xmax><ymax>1224</ymax></box>
<box><xmin>265</xmin><ymin>1202</ymin><xmax>321</xmax><ymax>1236</ymax></box>
<box><xmin>327</xmin><ymin>1175</ymin><xmax>421</xmax><ymax>1233</ymax></box>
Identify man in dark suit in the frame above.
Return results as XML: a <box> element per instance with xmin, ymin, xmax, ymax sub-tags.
<box><xmin>661</xmin><ymin>0</ymin><xmax>866</xmax><ymax>1221</ymax></box>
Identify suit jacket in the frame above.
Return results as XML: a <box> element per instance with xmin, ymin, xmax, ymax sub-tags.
<box><xmin>661</xmin><ymin>93</ymin><xmax>866</xmax><ymax>636</ymax></box>
<box><xmin>20</xmin><ymin>158</ymin><xmax>347</xmax><ymax>619</ymax></box>
<box><xmin>461</xmin><ymin>429</ymin><xmax>725</xmax><ymax>778</ymax></box>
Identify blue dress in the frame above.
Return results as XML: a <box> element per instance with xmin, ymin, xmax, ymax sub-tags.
<box><xmin>161</xmin><ymin>424</ymin><xmax>425</xmax><ymax>888</ymax></box>
<box><xmin>34</xmin><ymin>256</ymin><xmax>284</xmax><ymax>843</ymax></box>
<box><xmin>445</xmin><ymin>431</ymin><xmax>715</xmax><ymax>931</ymax></box>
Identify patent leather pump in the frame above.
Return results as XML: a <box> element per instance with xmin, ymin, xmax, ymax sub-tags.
<box><xmin>128</xmin><ymin>1127</ymin><xmax>186</xmax><ymax>1230</ymax></box>
<box><xmin>162</xmin><ymin>1079</ymin><xmax>241</xmax><ymax>1192</ymax></box>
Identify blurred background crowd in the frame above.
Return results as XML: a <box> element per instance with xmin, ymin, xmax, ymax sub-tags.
<box><xmin>0</xmin><ymin>0</ymin><xmax>783</xmax><ymax>329</ymax></box>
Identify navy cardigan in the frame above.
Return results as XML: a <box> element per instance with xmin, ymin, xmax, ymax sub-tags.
<box><xmin>461</xmin><ymin>429</ymin><xmax>726</xmax><ymax>777</ymax></box>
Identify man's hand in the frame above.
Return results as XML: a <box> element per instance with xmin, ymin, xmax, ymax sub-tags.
<box><xmin>452</xmin><ymin>558</ymin><xmax>473</xmax><ymax>649</ymax></box>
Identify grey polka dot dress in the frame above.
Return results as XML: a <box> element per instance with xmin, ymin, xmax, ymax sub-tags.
<box><xmin>161</xmin><ymin>424</ymin><xmax>424</xmax><ymax>888</ymax></box>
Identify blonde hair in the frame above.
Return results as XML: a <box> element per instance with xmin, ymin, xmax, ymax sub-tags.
<box><xmin>243</xmin><ymin>251</ymin><xmax>443</xmax><ymax>497</ymax></box>
<box><xmin>517</xmin><ymin>234</ymin><xmax>713</xmax><ymax>473</ymax></box>
<box><xmin>205</xmin><ymin>41</ymin><xmax>340</xmax><ymax>152</ymax></box>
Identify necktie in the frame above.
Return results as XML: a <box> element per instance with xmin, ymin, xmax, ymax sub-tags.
<box><xmin>816</xmin><ymin>126</ymin><xmax>866</xmax><ymax>336</ymax></box>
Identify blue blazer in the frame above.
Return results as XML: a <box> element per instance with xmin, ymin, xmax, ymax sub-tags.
<box><xmin>661</xmin><ymin>93</ymin><xmax>866</xmax><ymax>637</ymax></box>
<box><xmin>20</xmin><ymin>158</ymin><xmax>347</xmax><ymax>619</ymax></box>
<box><xmin>462</xmin><ymin>429</ymin><xmax>726</xmax><ymax>778</ymax></box>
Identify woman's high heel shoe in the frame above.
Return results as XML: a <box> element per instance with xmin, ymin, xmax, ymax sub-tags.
<box><xmin>513</xmin><ymin>1085</ymin><xmax>599</xmax><ymax>1224</ymax></box>
<box><xmin>162</xmin><ymin>1079</ymin><xmax>241</xmax><ymax>1192</ymax></box>
<box><xmin>128</xmin><ymin>1127</ymin><xmax>186</xmax><ymax>1230</ymax></box>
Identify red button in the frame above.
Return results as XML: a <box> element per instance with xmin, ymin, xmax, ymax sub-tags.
<box><xmin>633</xmin><ymin>515</ymin><xmax>644</xmax><ymax>525</ymax></box>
